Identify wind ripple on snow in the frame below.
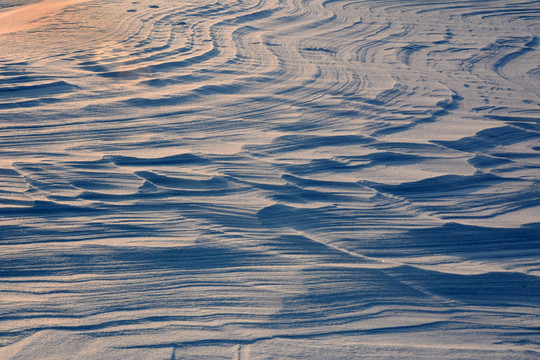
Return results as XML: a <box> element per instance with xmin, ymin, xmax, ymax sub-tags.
<box><xmin>0</xmin><ymin>0</ymin><xmax>539</xmax><ymax>358</ymax></box>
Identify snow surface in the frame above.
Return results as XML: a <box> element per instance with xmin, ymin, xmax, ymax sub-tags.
<box><xmin>0</xmin><ymin>0</ymin><xmax>539</xmax><ymax>358</ymax></box>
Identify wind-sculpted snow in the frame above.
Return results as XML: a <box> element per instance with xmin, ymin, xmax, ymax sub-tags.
<box><xmin>0</xmin><ymin>0</ymin><xmax>539</xmax><ymax>358</ymax></box>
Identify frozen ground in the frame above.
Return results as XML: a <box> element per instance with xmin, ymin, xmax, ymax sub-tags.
<box><xmin>0</xmin><ymin>0</ymin><xmax>539</xmax><ymax>358</ymax></box>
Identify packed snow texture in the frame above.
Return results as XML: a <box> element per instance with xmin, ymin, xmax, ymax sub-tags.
<box><xmin>0</xmin><ymin>0</ymin><xmax>539</xmax><ymax>358</ymax></box>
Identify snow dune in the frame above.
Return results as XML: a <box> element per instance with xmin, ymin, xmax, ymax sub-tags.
<box><xmin>0</xmin><ymin>0</ymin><xmax>539</xmax><ymax>358</ymax></box>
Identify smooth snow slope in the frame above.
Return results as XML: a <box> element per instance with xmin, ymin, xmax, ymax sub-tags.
<box><xmin>0</xmin><ymin>0</ymin><xmax>539</xmax><ymax>358</ymax></box>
